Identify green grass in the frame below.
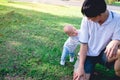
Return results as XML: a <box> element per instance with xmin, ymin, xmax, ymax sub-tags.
<box><xmin>0</xmin><ymin>1</ymin><xmax>117</xmax><ymax>80</ymax></box>
<box><xmin>0</xmin><ymin>2</ymin><xmax>82</xmax><ymax>80</ymax></box>
<box><xmin>113</xmin><ymin>1</ymin><xmax>120</xmax><ymax>6</ymax></box>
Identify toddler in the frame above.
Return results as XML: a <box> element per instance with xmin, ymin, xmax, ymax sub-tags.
<box><xmin>60</xmin><ymin>25</ymin><xmax>80</xmax><ymax>66</ymax></box>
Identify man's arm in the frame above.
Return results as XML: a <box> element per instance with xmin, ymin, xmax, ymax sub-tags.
<box><xmin>79</xmin><ymin>43</ymin><xmax>88</xmax><ymax>69</ymax></box>
<box><xmin>73</xmin><ymin>43</ymin><xmax>88</xmax><ymax>80</ymax></box>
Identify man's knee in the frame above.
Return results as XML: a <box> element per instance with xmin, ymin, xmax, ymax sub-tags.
<box><xmin>115</xmin><ymin>71</ymin><xmax>120</xmax><ymax>77</ymax></box>
<box><xmin>107</xmin><ymin>49</ymin><xmax>120</xmax><ymax>62</ymax></box>
<box><xmin>114</xmin><ymin>58</ymin><xmax>120</xmax><ymax>76</ymax></box>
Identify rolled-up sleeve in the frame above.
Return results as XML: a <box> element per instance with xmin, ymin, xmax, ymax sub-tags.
<box><xmin>79</xmin><ymin>17</ymin><xmax>89</xmax><ymax>43</ymax></box>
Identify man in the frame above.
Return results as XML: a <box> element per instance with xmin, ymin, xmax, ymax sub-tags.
<box><xmin>73</xmin><ymin>0</ymin><xmax>120</xmax><ymax>80</ymax></box>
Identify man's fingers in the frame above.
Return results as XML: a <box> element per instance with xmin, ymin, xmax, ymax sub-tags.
<box><xmin>108</xmin><ymin>47</ymin><xmax>117</xmax><ymax>58</ymax></box>
<box><xmin>105</xmin><ymin>48</ymin><xmax>111</xmax><ymax>57</ymax></box>
<box><xmin>108</xmin><ymin>48</ymin><xmax>114</xmax><ymax>58</ymax></box>
<box><xmin>73</xmin><ymin>72</ymin><xmax>79</xmax><ymax>80</ymax></box>
<box><xmin>104</xmin><ymin>48</ymin><xmax>107</xmax><ymax>54</ymax></box>
<box><xmin>73</xmin><ymin>73</ymin><xmax>76</xmax><ymax>80</ymax></box>
<box><xmin>73</xmin><ymin>73</ymin><xmax>84</xmax><ymax>80</ymax></box>
<box><xmin>73</xmin><ymin>76</ymin><xmax>78</xmax><ymax>80</ymax></box>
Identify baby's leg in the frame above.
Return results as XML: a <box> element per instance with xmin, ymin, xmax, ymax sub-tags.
<box><xmin>69</xmin><ymin>52</ymin><xmax>75</xmax><ymax>62</ymax></box>
<box><xmin>60</xmin><ymin>47</ymin><xmax>69</xmax><ymax>65</ymax></box>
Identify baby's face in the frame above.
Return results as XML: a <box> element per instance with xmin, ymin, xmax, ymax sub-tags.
<box><xmin>67</xmin><ymin>27</ymin><xmax>78</xmax><ymax>36</ymax></box>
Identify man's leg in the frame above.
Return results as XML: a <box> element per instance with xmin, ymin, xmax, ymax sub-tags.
<box><xmin>114</xmin><ymin>49</ymin><xmax>120</xmax><ymax>76</ymax></box>
<box><xmin>114</xmin><ymin>58</ymin><xmax>120</xmax><ymax>76</ymax></box>
<box><xmin>73</xmin><ymin>56</ymin><xmax>95</xmax><ymax>80</ymax></box>
<box><xmin>105</xmin><ymin>49</ymin><xmax>120</xmax><ymax>77</ymax></box>
<box><xmin>73</xmin><ymin>59</ymin><xmax>91</xmax><ymax>80</ymax></box>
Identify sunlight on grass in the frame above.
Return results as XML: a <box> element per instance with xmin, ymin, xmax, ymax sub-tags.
<box><xmin>0</xmin><ymin>0</ymin><xmax>8</xmax><ymax>3</ymax></box>
<box><xmin>0</xmin><ymin>2</ymin><xmax>82</xmax><ymax>17</ymax></box>
<box><xmin>113</xmin><ymin>1</ymin><xmax>120</xmax><ymax>6</ymax></box>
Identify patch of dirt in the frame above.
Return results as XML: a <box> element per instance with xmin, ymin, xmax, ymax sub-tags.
<box><xmin>5</xmin><ymin>75</ymin><xmax>33</xmax><ymax>80</ymax></box>
<box><xmin>60</xmin><ymin>75</ymin><xmax>72</xmax><ymax>80</ymax></box>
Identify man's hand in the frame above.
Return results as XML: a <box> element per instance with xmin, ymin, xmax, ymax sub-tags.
<box><xmin>73</xmin><ymin>43</ymin><xmax>88</xmax><ymax>80</ymax></box>
<box><xmin>73</xmin><ymin>67</ymin><xmax>86</xmax><ymax>80</ymax></box>
<box><xmin>105</xmin><ymin>40</ymin><xmax>120</xmax><ymax>58</ymax></box>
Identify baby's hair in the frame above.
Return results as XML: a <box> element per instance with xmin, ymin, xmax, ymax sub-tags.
<box><xmin>63</xmin><ymin>24</ymin><xmax>74</xmax><ymax>34</ymax></box>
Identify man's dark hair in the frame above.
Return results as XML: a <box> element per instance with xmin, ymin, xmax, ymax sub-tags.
<box><xmin>81</xmin><ymin>0</ymin><xmax>106</xmax><ymax>17</ymax></box>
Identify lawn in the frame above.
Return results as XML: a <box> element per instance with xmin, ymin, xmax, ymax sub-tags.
<box><xmin>113</xmin><ymin>1</ymin><xmax>120</xmax><ymax>6</ymax></box>
<box><xmin>0</xmin><ymin>1</ymin><xmax>117</xmax><ymax>80</ymax></box>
